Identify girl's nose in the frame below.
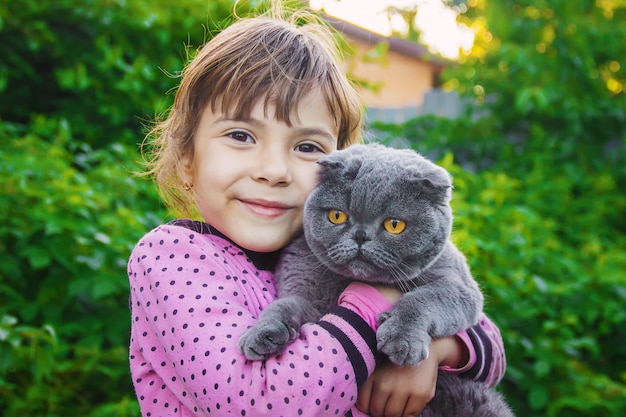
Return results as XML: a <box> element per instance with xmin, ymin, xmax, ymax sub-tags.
<box><xmin>253</xmin><ymin>149</ymin><xmax>292</xmax><ymax>186</ymax></box>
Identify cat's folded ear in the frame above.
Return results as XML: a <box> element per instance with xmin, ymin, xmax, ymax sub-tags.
<box><xmin>317</xmin><ymin>154</ymin><xmax>362</xmax><ymax>181</ymax></box>
<box><xmin>411</xmin><ymin>164</ymin><xmax>453</xmax><ymax>203</ymax></box>
<box><xmin>317</xmin><ymin>158</ymin><xmax>342</xmax><ymax>170</ymax></box>
<box><xmin>317</xmin><ymin>157</ymin><xmax>342</xmax><ymax>183</ymax></box>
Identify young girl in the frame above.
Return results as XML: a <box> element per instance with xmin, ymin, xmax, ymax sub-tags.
<box><xmin>128</xmin><ymin>4</ymin><xmax>506</xmax><ymax>417</ymax></box>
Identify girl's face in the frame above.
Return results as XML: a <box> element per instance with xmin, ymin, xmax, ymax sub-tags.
<box><xmin>183</xmin><ymin>90</ymin><xmax>339</xmax><ymax>252</ymax></box>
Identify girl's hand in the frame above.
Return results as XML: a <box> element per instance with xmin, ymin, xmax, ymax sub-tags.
<box><xmin>356</xmin><ymin>356</ymin><xmax>437</xmax><ymax>417</ymax></box>
<box><xmin>356</xmin><ymin>336</ymin><xmax>466</xmax><ymax>417</ymax></box>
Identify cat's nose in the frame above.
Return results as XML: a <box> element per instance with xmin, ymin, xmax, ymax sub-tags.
<box><xmin>353</xmin><ymin>230</ymin><xmax>369</xmax><ymax>246</ymax></box>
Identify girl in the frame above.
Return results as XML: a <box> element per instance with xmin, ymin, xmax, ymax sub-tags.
<box><xmin>128</xmin><ymin>4</ymin><xmax>506</xmax><ymax>417</ymax></box>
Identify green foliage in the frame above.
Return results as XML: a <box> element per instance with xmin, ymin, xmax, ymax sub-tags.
<box><xmin>0</xmin><ymin>0</ymin><xmax>239</xmax><ymax>148</ymax></box>
<box><xmin>454</xmin><ymin>157</ymin><xmax>626</xmax><ymax>417</ymax></box>
<box><xmin>448</xmin><ymin>0</ymin><xmax>626</xmax><ymax>148</ymax></box>
<box><xmin>0</xmin><ymin>117</ymin><xmax>165</xmax><ymax>416</ymax></box>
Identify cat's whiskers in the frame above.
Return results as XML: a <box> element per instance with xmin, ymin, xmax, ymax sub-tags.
<box><xmin>299</xmin><ymin>251</ymin><xmax>338</xmax><ymax>278</ymax></box>
<box><xmin>389</xmin><ymin>264</ymin><xmax>420</xmax><ymax>293</ymax></box>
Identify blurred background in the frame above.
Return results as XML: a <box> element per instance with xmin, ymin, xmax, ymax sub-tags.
<box><xmin>1</xmin><ymin>0</ymin><xmax>625</xmax><ymax>416</ymax></box>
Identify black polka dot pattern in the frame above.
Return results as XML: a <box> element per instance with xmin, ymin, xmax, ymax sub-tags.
<box><xmin>127</xmin><ymin>223</ymin><xmax>384</xmax><ymax>416</ymax></box>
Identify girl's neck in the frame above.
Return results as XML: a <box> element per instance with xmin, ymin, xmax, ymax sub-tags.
<box><xmin>167</xmin><ymin>219</ymin><xmax>282</xmax><ymax>271</ymax></box>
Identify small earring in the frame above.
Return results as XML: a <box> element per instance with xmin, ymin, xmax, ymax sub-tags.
<box><xmin>184</xmin><ymin>184</ymin><xmax>193</xmax><ymax>191</ymax></box>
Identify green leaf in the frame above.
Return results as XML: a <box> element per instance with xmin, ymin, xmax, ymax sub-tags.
<box><xmin>529</xmin><ymin>386</ymin><xmax>549</xmax><ymax>410</ymax></box>
<box><xmin>21</xmin><ymin>246</ymin><xmax>52</xmax><ymax>270</ymax></box>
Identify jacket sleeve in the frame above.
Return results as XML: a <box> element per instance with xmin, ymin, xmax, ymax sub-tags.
<box><xmin>128</xmin><ymin>225</ymin><xmax>392</xmax><ymax>417</ymax></box>
<box><xmin>439</xmin><ymin>313</ymin><xmax>507</xmax><ymax>387</ymax></box>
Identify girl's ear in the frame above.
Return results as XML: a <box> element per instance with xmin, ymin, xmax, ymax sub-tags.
<box><xmin>180</xmin><ymin>154</ymin><xmax>195</xmax><ymax>187</ymax></box>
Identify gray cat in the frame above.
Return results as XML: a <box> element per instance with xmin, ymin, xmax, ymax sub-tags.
<box><xmin>238</xmin><ymin>143</ymin><xmax>513</xmax><ymax>416</ymax></box>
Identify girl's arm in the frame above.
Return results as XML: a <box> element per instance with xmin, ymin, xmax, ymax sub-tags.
<box><xmin>128</xmin><ymin>224</ymin><xmax>392</xmax><ymax>417</ymax></box>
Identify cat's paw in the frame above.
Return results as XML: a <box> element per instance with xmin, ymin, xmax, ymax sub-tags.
<box><xmin>376</xmin><ymin>318</ymin><xmax>431</xmax><ymax>366</ymax></box>
<box><xmin>237</xmin><ymin>321</ymin><xmax>297</xmax><ymax>360</ymax></box>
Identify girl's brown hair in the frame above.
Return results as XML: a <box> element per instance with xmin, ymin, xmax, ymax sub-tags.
<box><xmin>142</xmin><ymin>4</ymin><xmax>363</xmax><ymax>217</ymax></box>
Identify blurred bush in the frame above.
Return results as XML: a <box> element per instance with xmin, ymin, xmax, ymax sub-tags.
<box><xmin>0</xmin><ymin>117</ymin><xmax>165</xmax><ymax>416</ymax></box>
<box><xmin>0</xmin><ymin>0</ymin><xmax>237</xmax><ymax>148</ymax></box>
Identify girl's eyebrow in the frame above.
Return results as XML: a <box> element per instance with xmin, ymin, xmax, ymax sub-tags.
<box><xmin>294</xmin><ymin>128</ymin><xmax>337</xmax><ymax>146</ymax></box>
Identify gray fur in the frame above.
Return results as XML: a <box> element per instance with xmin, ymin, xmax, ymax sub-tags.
<box><xmin>425</xmin><ymin>372</ymin><xmax>514</xmax><ymax>417</ymax></box>
<box><xmin>238</xmin><ymin>143</ymin><xmax>514</xmax><ymax>416</ymax></box>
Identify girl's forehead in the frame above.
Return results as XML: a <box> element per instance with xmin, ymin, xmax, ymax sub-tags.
<box><xmin>217</xmin><ymin>90</ymin><xmax>336</xmax><ymax>126</ymax></box>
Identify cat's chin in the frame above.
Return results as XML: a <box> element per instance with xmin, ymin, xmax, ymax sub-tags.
<box><xmin>335</xmin><ymin>260</ymin><xmax>386</xmax><ymax>283</ymax></box>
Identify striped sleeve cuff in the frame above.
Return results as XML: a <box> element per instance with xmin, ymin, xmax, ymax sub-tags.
<box><xmin>319</xmin><ymin>305</ymin><xmax>380</xmax><ymax>390</ymax></box>
<box><xmin>439</xmin><ymin>313</ymin><xmax>507</xmax><ymax>387</ymax></box>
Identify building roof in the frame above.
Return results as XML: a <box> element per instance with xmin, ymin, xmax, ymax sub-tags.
<box><xmin>325</xmin><ymin>16</ymin><xmax>447</xmax><ymax>71</ymax></box>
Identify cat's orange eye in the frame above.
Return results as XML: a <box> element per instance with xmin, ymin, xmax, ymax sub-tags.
<box><xmin>383</xmin><ymin>218</ymin><xmax>406</xmax><ymax>234</ymax></box>
<box><xmin>328</xmin><ymin>209</ymin><xmax>348</xmax><ymax>225</ymax></box>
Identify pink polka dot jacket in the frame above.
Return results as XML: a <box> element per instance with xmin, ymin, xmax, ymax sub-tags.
<box><xmin>128</xmin><ymin>220</ymin><xmax>506</xmax><ymax>416</ymax></box>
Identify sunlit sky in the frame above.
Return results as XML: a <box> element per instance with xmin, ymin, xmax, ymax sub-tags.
<box><xmin>309</xmin><ymin>0</ymin><xmax>474</xmax><ymax>58</ymax></box>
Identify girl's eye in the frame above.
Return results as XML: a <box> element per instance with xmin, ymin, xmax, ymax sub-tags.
<box><xmin>295</xmin><ymin>143</ymin><xmax>324</xmax><ymax>153</ymax></box>
<box><xmin>383</xmin><ymin>218</ymin><xmax>406</xmax><ymax>234</ymax></box>
<box><xmin>328</xmin><ymin>209</ymin><xmax>348</xmax><ymax>225</ymax></box>
<box><xmin>228</xmin><ymin>130</ymin><xmax>254</xmax><ymax>143</ymax></box>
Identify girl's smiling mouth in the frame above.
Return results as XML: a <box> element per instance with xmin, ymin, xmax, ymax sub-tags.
<box><xmin>239</xmin><ymin>198</ymin><xmax>294</xmax><ymax>218</ymax></box>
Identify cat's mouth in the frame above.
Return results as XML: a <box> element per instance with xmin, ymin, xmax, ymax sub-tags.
<box><xmin>355</xmin><ymin>253</ymin><xmax>369</xmax><ymax>263</ymax></box>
